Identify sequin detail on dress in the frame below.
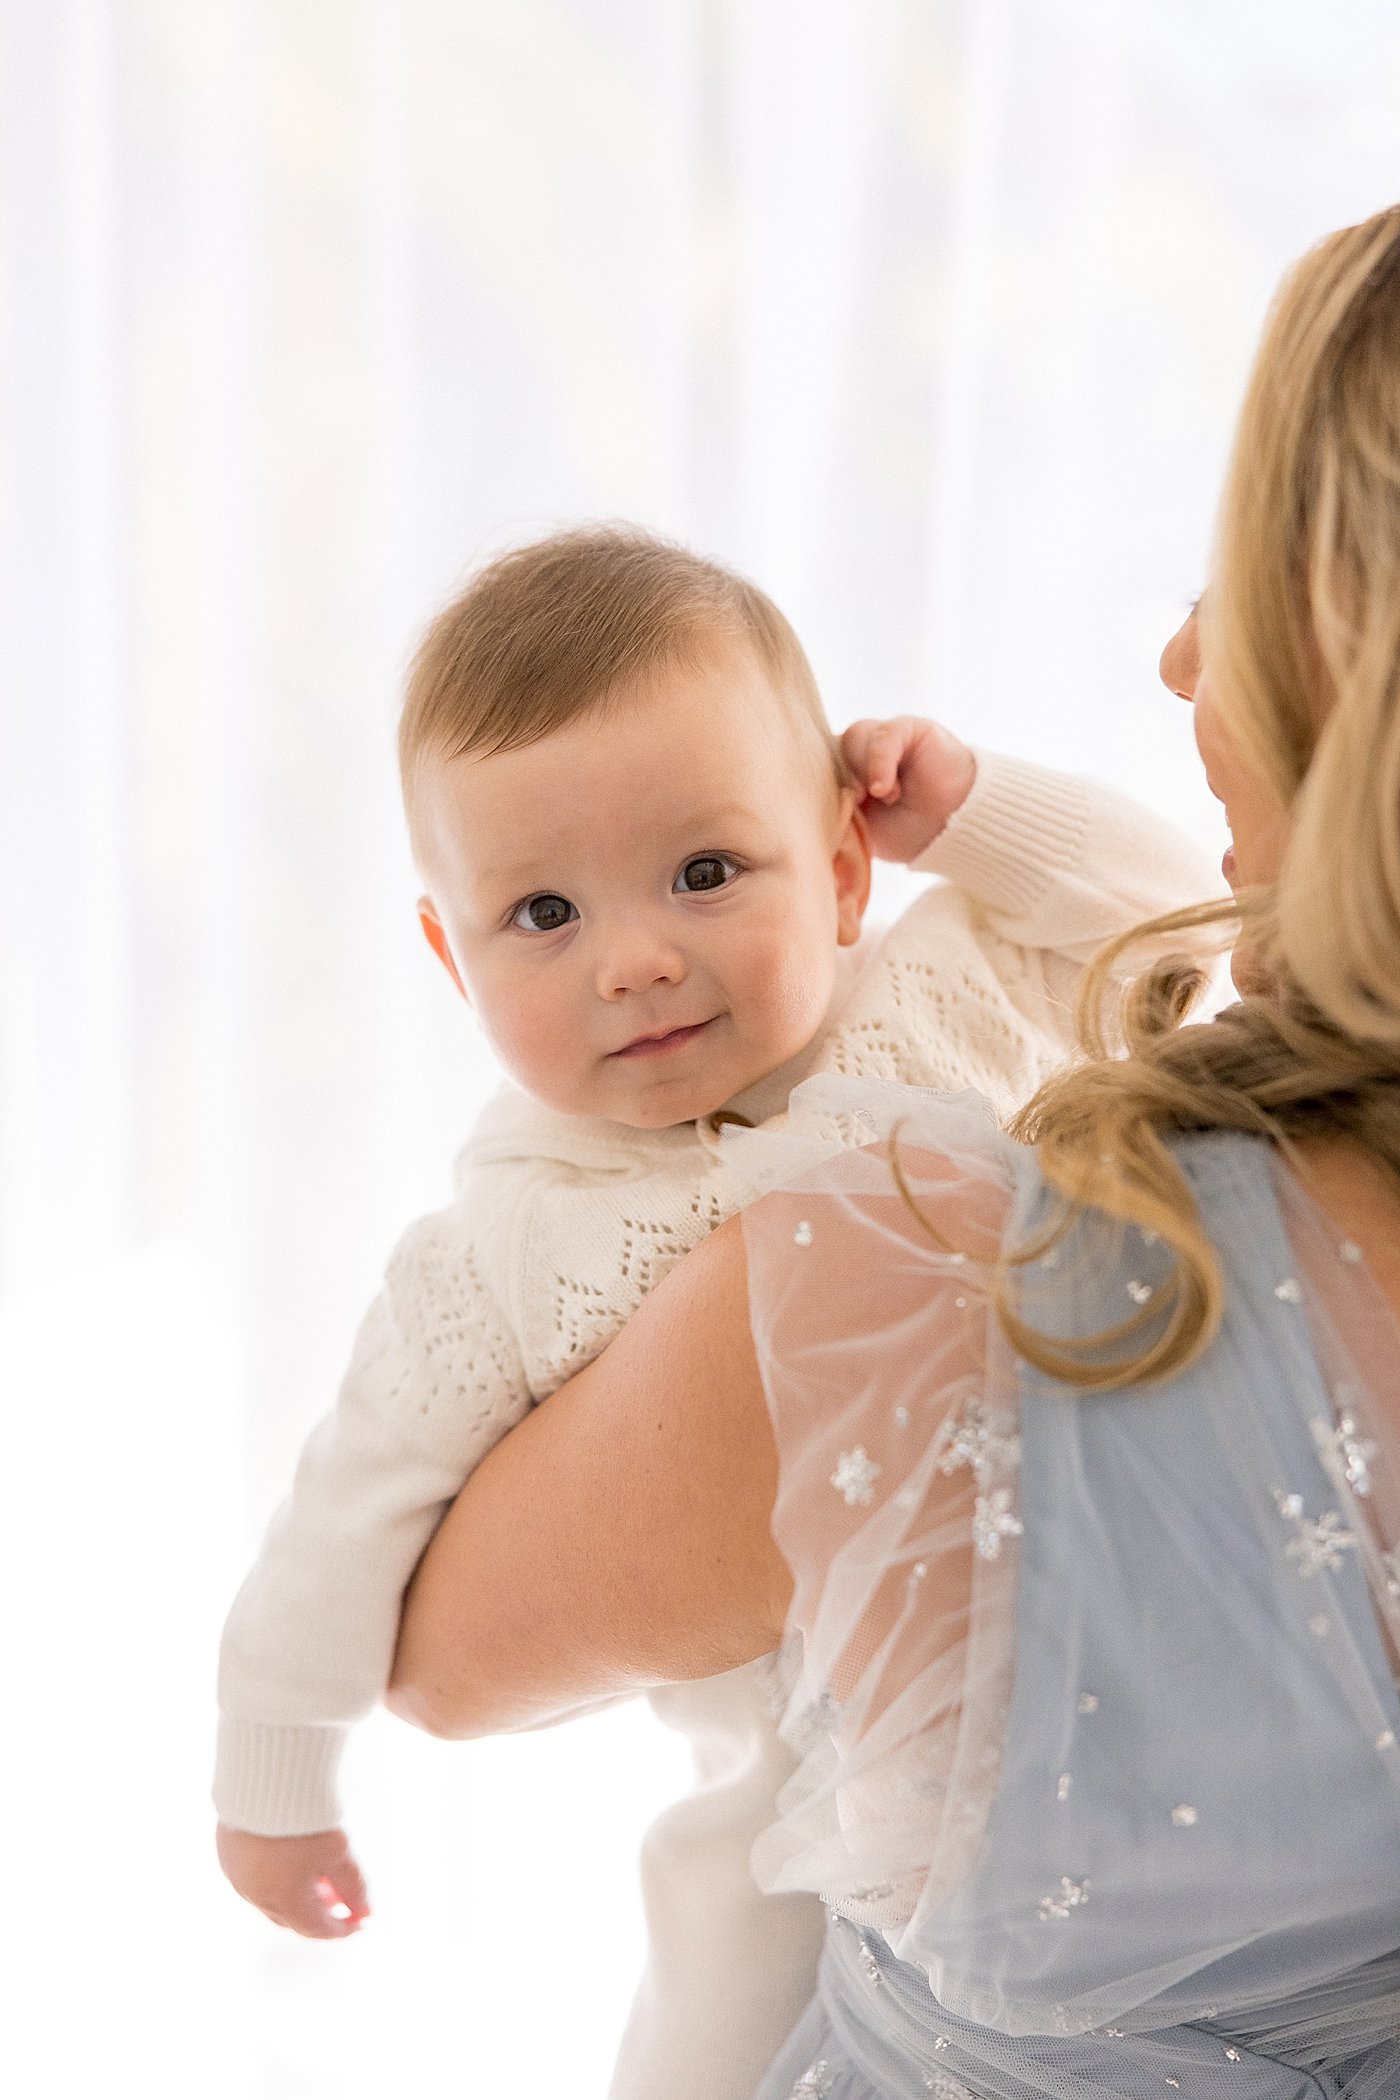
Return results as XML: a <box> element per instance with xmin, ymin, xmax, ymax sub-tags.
<box><xmin>1037</xmin><ymin>1876</ymin><xmax>1089</xmax><ymax>1921</ymax></box>
<box><xmin>973</xmin><ymin>1488</ymin><xmax>1023</xmax><ymax>1560</ymax></box>
<box><xmin>832</xmin><ymin>1447</ymin><xmax>881</xmax><ymax>1506</ymax></box>
<box><xmin>1313</xmin><ymin>1408</ymin><xmax>1378</xmax><ymax>1497</ymax></box>
<box><xmin>789</xmin><ymin>2063</ymin><xmax>834</xmax><ymax>2098</ymax></box>
<box><xmin>1273</xmin><ymin>1489</ymin><xmax>1357</xmax><ymax>1576</ymax></box>
<box><xmin>936</xmin><ymin>1396</ymin><xmax>1021</xmax><ymax>1482</ymax></box>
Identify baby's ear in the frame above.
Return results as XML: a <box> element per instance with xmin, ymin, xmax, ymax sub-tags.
<box><xmin>418</xmin><ymin>899</ymin><xmax>470</xmax><ymax>1001</ymax></box>
<box><xmin>833</xmin><ymin>793</ymin><xmax>872</xmax><ymax>946</ymax></box>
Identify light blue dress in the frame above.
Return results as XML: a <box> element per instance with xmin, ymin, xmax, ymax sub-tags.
<box><xmin>731</xmin><ymin>1079</ymin><xmax>1400</xmax><ymax>2100</ymax></box>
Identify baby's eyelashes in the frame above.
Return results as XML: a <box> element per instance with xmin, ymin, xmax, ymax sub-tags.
<box><xmin>511</xmin><ymin>893</ymin><xmax>578</xmax><ymax>933</ymax></box>
<box><xmin>506</xmin><ymin>860</ymin><xmax>740</xmax><ymax>931</ymax></box>
<box><xmin>673</xmin><ymin>854</ymin><xmax>740</xmax><ymax>894</ymax></box>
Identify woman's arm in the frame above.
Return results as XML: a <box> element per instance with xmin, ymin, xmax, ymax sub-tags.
<box><xmin>387</xmin><ymin>1216</ymin><xmax>790</xmax><ymax>1739</ymax></box>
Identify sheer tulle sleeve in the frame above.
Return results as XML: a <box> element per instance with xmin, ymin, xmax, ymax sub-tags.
<box><xmin>730</xmin><ymin>1076</ymin><xmax>1031</xmax><ymax>1943</ymax></box>
<box><xmin>732</xmin><ymin>1089</ymin><xmax>1400</xmax><ymax>2066</ymax></box>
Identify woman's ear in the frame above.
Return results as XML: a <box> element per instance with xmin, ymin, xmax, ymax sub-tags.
<box><xmin>418</xmin><ymin>898</ymin><xmax>469</xmax><ymax>1001</ymax></box>
<box><xmin>832</xmin><ymin>794</ymin><xmax>872</xmax><ymax>947</ymax></box>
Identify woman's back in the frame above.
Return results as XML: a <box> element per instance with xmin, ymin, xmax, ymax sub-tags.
<box><xmin>741</xmin><ymin>1078</ymin><xmax>1400</xmax><ymax>2100</ymax></box>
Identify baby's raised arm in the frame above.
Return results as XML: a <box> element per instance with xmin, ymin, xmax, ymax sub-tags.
<box><xmin>843</xmin><ymin>716</ymin><xmax>1223</xmax><ymax>990</ymax></box>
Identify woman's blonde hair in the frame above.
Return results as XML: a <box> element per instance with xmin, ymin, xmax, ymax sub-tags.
<box><xmin>995</xmin><ymin>205</ymin><xmax>1400</xmax><ymax>1390</ymax></box>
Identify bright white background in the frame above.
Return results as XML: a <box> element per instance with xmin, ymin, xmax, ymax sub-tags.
<box><xmin>2</xmin><ymin>3</ymin><xmax>1399</xmax><ymax>2094</ymax></box>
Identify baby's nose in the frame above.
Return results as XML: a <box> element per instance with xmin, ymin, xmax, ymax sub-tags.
<box><xmin>594</xmin><ymin>921</ymin><xmax>687</xmax><ymax>999</ymax></box>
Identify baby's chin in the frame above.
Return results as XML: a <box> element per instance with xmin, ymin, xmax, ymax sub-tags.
<box><xmin>617</xmin><ymin>1094</ymin><xmax>732</xmax><ymax>1131</ymax></box>
<box><xmin>533</xmin><ymin>1068</ymin><xmax>776</xmax><ymax>1132</ymax></box>
<box><xmin>594</xmin><ymin>1080</ymin><xmax>744</xmax><ymax>1131</ymax></box>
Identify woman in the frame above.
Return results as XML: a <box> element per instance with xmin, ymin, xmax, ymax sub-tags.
<box><xmin>390</xmin><ymin>207</ymin><xmax>1400</xmax><ymax>2098</ymax></box>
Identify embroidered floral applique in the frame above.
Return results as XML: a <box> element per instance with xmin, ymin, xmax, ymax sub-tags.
<box><xmin>831</xmin><ymin>1446</ymin><xmax>881</xmax><ymax>1506</ymax></box>
<box><xmin>936</xmin><ymin>1396</ymin><xmax>1021</xmax><ymax>1483</ymax></box>
<box><xmin>1312</xmin><ymin>1408</ymin><xmax>1378</xmax><ymax>1498</ymax></box>
<box><xmin>790</xmin><ymin>2063</ymin><xmax>834</xmax><ymax>2098</ymax></box>
<box><xmin>972</xmin><ymin>1487</ymin><xmax>1023</xmax><ymax>1560</ymax></box>
<box><xmin>1037</xmin><ymin>1875</ymin><xmax>1089</xmax><ymax>1921</ymax></box>
<box><xmin>1273</xmin><ymin>1489</ymin><xmax>1357</xmax><ymax>1577</ymax></box>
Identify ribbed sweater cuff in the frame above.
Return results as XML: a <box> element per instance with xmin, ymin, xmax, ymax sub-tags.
<box><xmin>913</xmin><ymin>748</ymin><xmax>1091</xmax><ymax>916</ymax></box>
<box><xmin>213</xmin><ymin>1720</ymin><xmax>348</xmax><ymax>1835</ymax></box>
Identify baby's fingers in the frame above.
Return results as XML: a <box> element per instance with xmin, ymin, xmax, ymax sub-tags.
<box><xmin>841</xmin><ymin>717</ymin><xmax>914</xmax><ymax>802</ymax></box>
<box><xmin>265</xmin><ymin>1871</ymin><xmax>367</xmax><ymax>1940</ymax></box>
<box><xmin>263</xmin><ymin>1883</ymin><xmax>360</xmax><ymax>1940</ymax></box>
<box><xmin>217</xmin><ymin>1822</ymin><xmax>369</xmax><ymax>1940</ymax></box>
<box><xmin>320</xmin><ymin>1845</ymin><xmax>371</xmax><ymax>1926</ymax></box>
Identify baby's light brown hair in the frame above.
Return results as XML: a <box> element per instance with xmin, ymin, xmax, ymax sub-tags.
<box><xmin>398</xmin><ymin>524</ymin><xmax>847</xmax><ymax>814</ymax></box>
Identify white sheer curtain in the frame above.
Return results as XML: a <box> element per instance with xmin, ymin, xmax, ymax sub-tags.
<box><xmin>2</xmin><ymin>3</ymin><xmax>1398</xmax><ymax>2092</ymax></box>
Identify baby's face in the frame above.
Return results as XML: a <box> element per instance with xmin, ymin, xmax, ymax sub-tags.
<box><xmin>412</xmin><ymin>644</ymin><xmax>868</xmax><ymax>1127</ymax></box>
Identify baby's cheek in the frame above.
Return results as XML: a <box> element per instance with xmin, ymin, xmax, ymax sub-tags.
<box><xmin>738</xmin><ymin>925</ymin><xmax>836</xmax><ymax>1057</ymax></box>
<box><xmin>477</xmin><ymin>982</ymin><xmax>578</xmax><ymax>1097</ymax></box>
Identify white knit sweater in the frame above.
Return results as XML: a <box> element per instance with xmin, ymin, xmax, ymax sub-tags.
<box><xmin>215</xmin><ymin>752</ymin><xmax>1219</xmax><ymax>2100</ymax></box>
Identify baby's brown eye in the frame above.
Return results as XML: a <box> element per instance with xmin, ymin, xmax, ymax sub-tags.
<box><xmin>675</xmin><ymin>855</ymin><xmax>736</xmax><ymax>894</ymax></box>
<box><xmin>512</xmin><ymin>893</ymin><xmax>576</xmax><ymax>932</ymax></box>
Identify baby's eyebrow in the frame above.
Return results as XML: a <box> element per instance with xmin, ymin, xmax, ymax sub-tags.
<box><xmin>480</xmin><ymin>802</ymin><xmax>764</xmax><ymax>876</ymax></box>
<box><xmin>665</xmin><ymin>800</ymin><xmax>765</xmax><ymax>833</ymax></box>
<box><xmin>464</xmin><ymin>800</ymin><xmax>770</xmax><ymax>896</ymax></box>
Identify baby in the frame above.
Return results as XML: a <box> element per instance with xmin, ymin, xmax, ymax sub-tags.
<box><xmin>215</xmin><ymin>527</ymin><xmax>1216</xmax><ymax>2100</ymax></box>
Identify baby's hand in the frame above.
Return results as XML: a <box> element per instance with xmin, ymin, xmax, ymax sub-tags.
<box><xmin>841</xmin><ymin>716</ymin><xmax>977</xmax><ymax>864</ymax></box>
<box><xmin>216</xmin><ymin>1822</ymin><xmax>370</xmax><ymax>1939</ymax></box>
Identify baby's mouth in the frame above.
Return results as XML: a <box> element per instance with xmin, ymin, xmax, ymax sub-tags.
<box><xmin>611</xmin><ymin>1019</ymin><xmax>716</xmax><ymax>1060</ymax></box>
